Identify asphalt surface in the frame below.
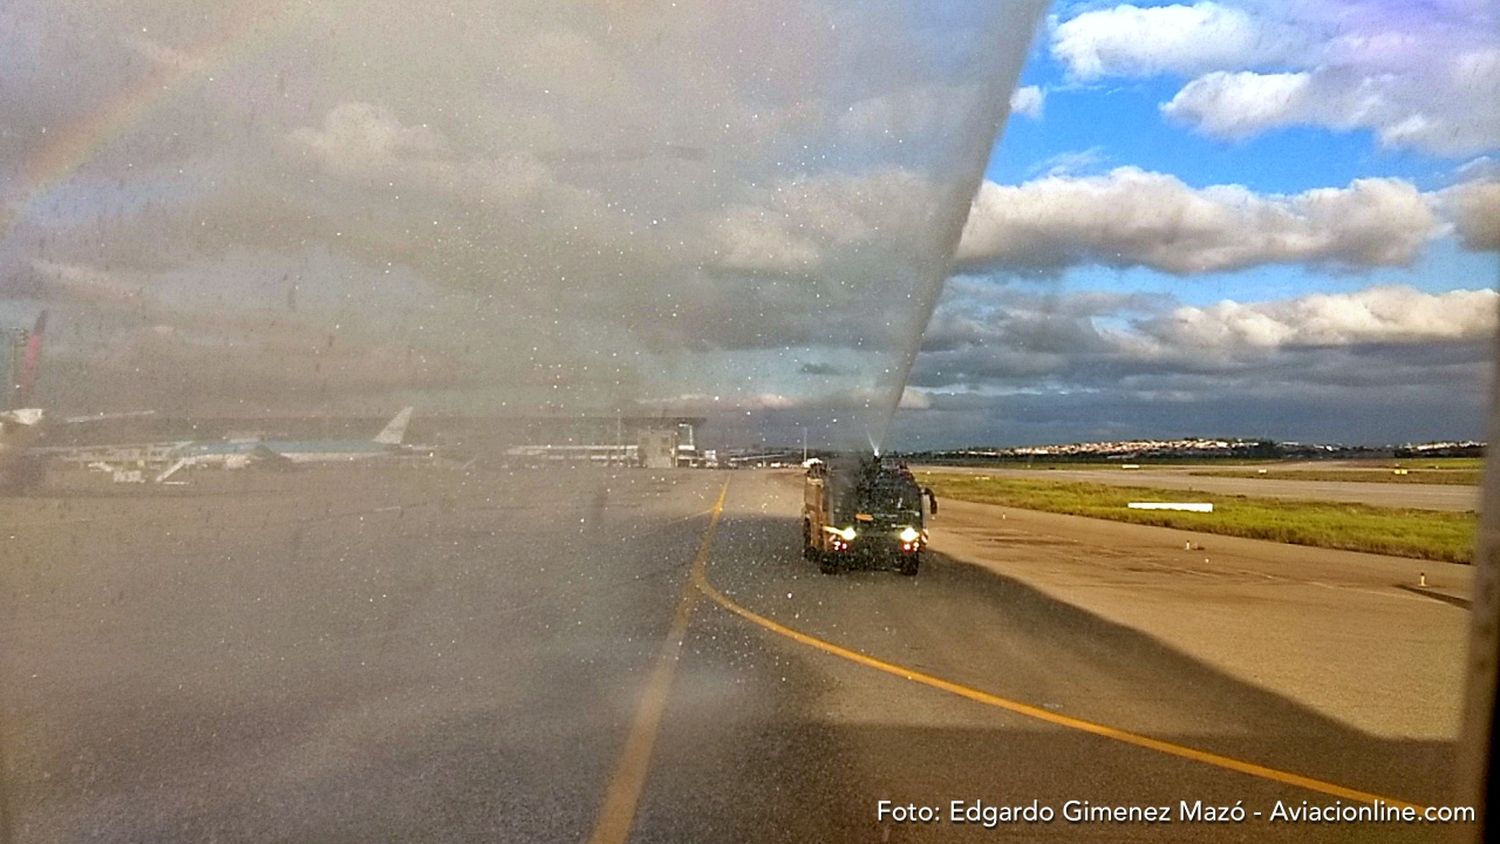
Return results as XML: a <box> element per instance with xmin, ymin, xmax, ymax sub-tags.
<box><xmin>0</xmin><ymin>466</ymin><xmax>1475</xmax><ymax>842</ymax></box>
<box><xmin>917</xmin><ymin>465</ymin><xmax>1480</xmax><ymax>512</ymax></box>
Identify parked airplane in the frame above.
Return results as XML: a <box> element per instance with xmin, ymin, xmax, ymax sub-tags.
<box><xmin>1</xmin><ymin>311</ymin><xmax>156</xmax><ymax>491</ymax></box>
<box><xmin>0</xmin><ymin>311</ymin><xmax>48</xmax><ymax>487</ymax></box>
<box><xmin>153</xmin><ymin>408</ymin><xmax>417</xmax><ymax>482</ymax></box>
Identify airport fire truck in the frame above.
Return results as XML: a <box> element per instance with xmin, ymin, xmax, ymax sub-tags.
<box><xmin>802</xmin><ymin>455</ymin><xmax>933</xmax><ymax>576</ymax></box>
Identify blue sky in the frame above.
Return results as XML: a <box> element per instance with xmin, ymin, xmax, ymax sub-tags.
<box><xmin>995</xmin><ymin>70</ymin><xmax>1445</xmax><ymax>192</ymax></box>
<box><xmin>983</xmin><ymin>10</ymin><xmax>1493</xmax><ymax>309</ymax></box>
<box><xmin>892</xmin><ymin>0</ymin><xmax>1500</xmax><ymax>445</ymax></box>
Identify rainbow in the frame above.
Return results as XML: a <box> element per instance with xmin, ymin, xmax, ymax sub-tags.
<box><xmin>2</xmin><ymin>1</ymin><xmax>302</xmax><ymax>234</ymax></box>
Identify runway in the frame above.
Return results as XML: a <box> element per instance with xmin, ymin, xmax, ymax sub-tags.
<box><xmin>0</xmin><ymin>467</ymin><xmax>1473</xmax><ymax>841</ymax></box>
<box><xmin>916</xmin><ymin>465</ymin><xmax>1481</xmax><ymax>512</ymax></box>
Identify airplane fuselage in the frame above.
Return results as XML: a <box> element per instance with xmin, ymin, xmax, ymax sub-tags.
<box><xmin>172</xmin><ymin>440</ymin><xmax>404</xmax><ymax>463</ymax></box>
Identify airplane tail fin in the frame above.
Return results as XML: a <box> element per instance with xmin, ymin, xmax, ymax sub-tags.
<box><xmin>12</xmin><ymin>310</ymin><xmax>46</xmax><ymax>406</ymax></box>
<box><xmin>373</xmin><ymin>407</ymin><xmax>413</xmax><ymax>445</ymax></box>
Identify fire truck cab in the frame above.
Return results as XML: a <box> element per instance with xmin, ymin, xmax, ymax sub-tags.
<box><xmin>802</xmin><ymin>456</ymin><xmax>930</xmax><ymax>576</ymax></box>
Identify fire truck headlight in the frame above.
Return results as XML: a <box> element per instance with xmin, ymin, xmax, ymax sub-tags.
<box><xmin>898</xmin><ymin>527</ymin><xmax>920</xmax><ymax>543</ymax></box>
<box><xmin>838</xmin><ymin>526</ymin><xmax>857</xmax><ymax>541</ymax></box>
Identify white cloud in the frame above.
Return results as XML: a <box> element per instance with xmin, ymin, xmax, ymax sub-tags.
<box><xmin>1009</xmin><ymin>85</ymin><xmax>1045</xmax><ymax>120</ymax></box>
<box><xmin>955</xmin><ymin>167</ymin><xmax>1438</xmax><ymax>274</ymax></box>
<box><xmin>4</xmin><ymin>0</ymin><xmax>1057</xmax><ymax>436</ymax></box>
<box><xmin>119</xmin><ymin>32</ymin><xmax>201</xmax><ymax>72</ymax></box>
<box><xmin>288</xmin><ymin>102</ymin><xmax>576</xmax><ymax>209</ymax></box>
<box><xmin>1051</xmin><ymin>2</ymin><xmax>1303</xmax><ymax>80</ymax></box>
<box><xmin>1163</xmin><ymin>63</ymin><xmax>1500</xmax><ymax>156</ymax></box>
<box><xmin>1148</xmin><ymin>286</ymin><xmax>1499</xmax><ymax>350</ymax></box>
<box><xmin>1051</xmin><ymin>1</ymin><xmax>1500</xmax><ymax>157</ymax></box>
<box><xmin>1159</xmin><ymin>70</ymin><xmax>1309</xmax><ymax>139</ymax></box>
<box><xmin>658</xmin><ymin>392</ymin><xmax>800</xmax><ymax>412</ymax></box>
<box><xmin>1441</xmin><ymin>173</ymin><xmax>1500</xmax><ymax>251</ymax></box>
<box><xmin>1457</xmin><ymin>156</ymin><xmax>1500</xmax><ymax>183</ymax></box>
<box><xmin>837</xmin><ymin>84</ymin><xmax>992</xmax><ymax>148</ymax></box>
<box><xmin>290</xmin><ymin>102</ymin><xmax>450</xmax><ymax>168</ymax></box>
<box><xmin>911</xmin><ymin>282</ymin><xmax>1497</xmax><ymax>439</ymax></box>
<box><xmin>1026</xmin><ymin>146</ymin><xmax>1107</xmax><ymax>178</ymax></box>
<box><xmin>711</xmin><ymin>168</ymin><xmax>939</xmax><ymax>273</ymax></box>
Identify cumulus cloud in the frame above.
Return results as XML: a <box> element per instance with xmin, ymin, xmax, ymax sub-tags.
<box><xmin>888</xmin><ymin>379</ymin><xmax>1488</xmax><ymax>448</ymax></box>
<box><xmin>1051</xmin><ymin>1</ymin><xmax>1500</xmax><ymax>156</ymax></box>
<box><xmin>119</xmin><ymin>32</ymin><xmax>202</xmax><ymax>73</ymax></box>
<box><xmin>1009</xmin><ymin>85</ymin><xmax>1045</xmax><ymax>120</ymax></box>
<box><xmin>835</xmin><ymin>83</ymin><xmax>998</xmax><ymax>159</ymax></box>
<box><xmin>1026</xmin><ymin>147</ymin><xmax>1107</xmax><ymax>178</ymax></box>
<box><xmin>650</xmin><ymin>392</ymin><xmax>799</xmax><ymax>412</ymax></box>
<box><xmin>916</xmin><ymin>281</ymin><xmax>1497</xmax><ymax>389</ymax></box>
<box><xmin>1162</xmin><ymin>64</ymin><xmax>1500</xmax><ymax>156</ymax></box>
<box><xmin>903</xmin><ymin>281</ymin><xmax>1496</xmax><ymax>444</ymax></box>
<box><xmin>286</xmin><ymin>101</ymin><xmax>622</xmax><ymax>226</ymax></box>
<box><xmin>15</xmin><ymin>256</ymin><xmax>483</xmax><ymax>413</ymax></box>
<box><xmin>1145</xmin><ymin>286</ymin><xmax>1498</xmax><ymax>350</ymax></box>
<box><xmin>1051</xmin><ymin>2</ymin><xmax>1303</xmax><ymax>80</ymax></box>
<box><xmin>711</xmin><ymin>168</ymin><xmax>940</xmax><ymax>274</ymax></box>
<box><xmin>1441</xmin><ymin>175</ymin><xmax>1500</xmax><ymax>251</ymax></box>
<box><xmin>955</xmin><ymin>167</ymin><xmax>1438</xmax><ymax>274</ymax></box>
<box><xmin>290</xmin><ymin>102</ymin><xmax>451</xmax><ymax>170</ymax></box>
<box><xmin>1159</xmin><ymin>70</ymin><xmax>1309</xmax><ymax>139</ymax></box>
<box><xmin>722</xmin><ymin>164</ymin><xmax>1456</xmax><ymax>279</ymax></box>
<box><xmin>0</xmin><ymin>0</ymin><xmax>1047</xmax><ymax>437</ymax></box>
<box><xmin>644</xmin><ymin>385</ymin><xmax>934</xmax><ymax>415</ymax></box>
<box><xmin>8</xmin><ymin>0</ymin><xmax>1487</xmax><ymax>447</ymax></box>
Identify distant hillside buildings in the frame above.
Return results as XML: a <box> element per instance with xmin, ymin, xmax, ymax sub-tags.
<box><xmin>917</xmin><ymin>438</ymin><xmax>1484</xmax><ymax>462</ymax></box>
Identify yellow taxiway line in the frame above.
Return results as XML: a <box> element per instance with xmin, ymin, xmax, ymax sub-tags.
<box><xmin>594</xmin><ymin>476</ymin><xmax>1422</xmax><ymax>844</ymax></box>
<box><xmin>693</xmin><ymin>551</ymin><xmax>1423</xmax><ymax>812</ymax></box>
<box><xmin>588</xmin><ymin>481</ymin><xmax>729</xmax><ymax>844</ymax></box>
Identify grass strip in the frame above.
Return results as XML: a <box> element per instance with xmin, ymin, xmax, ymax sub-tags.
<box><xmin>917</xmin><ymin>472</ymin><xmax>1476</xmax><ymax>564</ymax></box>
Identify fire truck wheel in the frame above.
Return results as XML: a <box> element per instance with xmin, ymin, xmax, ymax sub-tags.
<box><xmin>897</xmin><ymin>552</ymin><xmax>921</xmax><ymax>577</ymax></box>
